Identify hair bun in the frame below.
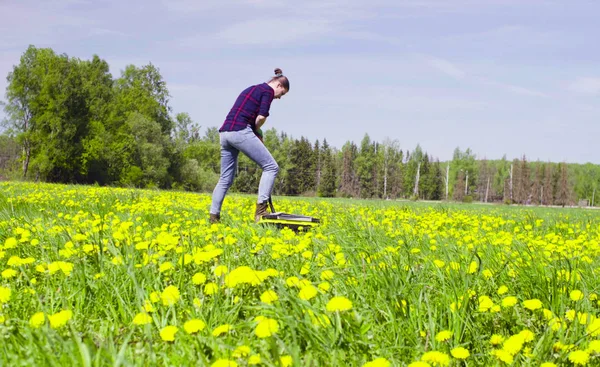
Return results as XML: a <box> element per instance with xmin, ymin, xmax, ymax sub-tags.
<box><xmin>274</xmin><ymin>68</ymin><xmax>283</xmax><ymax>76</ymax></box>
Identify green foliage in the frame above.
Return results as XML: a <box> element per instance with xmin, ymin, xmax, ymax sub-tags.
<box><xmin>3</xmin><ymin>45</ymin><xmax>600</xmax><ymax>205</ymax></box>
<box><xmin>179</xmin><ymin>158</ymin><xmax>218</xmax><ymax>192</ymax></box>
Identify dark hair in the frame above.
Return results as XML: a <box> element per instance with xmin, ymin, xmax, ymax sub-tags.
<box><xmin>269</xmin><ymin>68</ymin><xmax>289</xmax><ymax>90</ymax></box>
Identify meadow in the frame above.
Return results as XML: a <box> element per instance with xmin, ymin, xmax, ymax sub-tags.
<box><xmin>1</xmin><ymin>181</ymin><xmax>600</xmax><ymax>366</ymax></box>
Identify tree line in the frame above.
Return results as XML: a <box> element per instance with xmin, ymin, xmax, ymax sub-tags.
<box><xmin>2</xmin><ymin>46</ymin><xmax>599</xmax><ymax>206</ymax></box>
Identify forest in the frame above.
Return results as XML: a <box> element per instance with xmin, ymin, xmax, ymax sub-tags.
<box><xmin>2</xmin><ymin>46</ymin><xmax>598</xmax><ymax>206</ymax></box>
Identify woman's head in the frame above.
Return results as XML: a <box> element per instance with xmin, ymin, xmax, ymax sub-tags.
<box><xmin>268</xmin><ymin>68</ymin><xmax>289</xmax><ymax>99</ymax></box>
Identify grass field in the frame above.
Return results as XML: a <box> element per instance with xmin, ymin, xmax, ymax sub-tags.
<box><xmin>1</xmin><ymin>181</ymin><xmax>600</xmax><ymax>366</ymax></box>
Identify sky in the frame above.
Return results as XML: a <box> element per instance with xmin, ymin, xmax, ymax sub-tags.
<box><xmin>0</xmin><ymin>0</ymin><xmax>599</xmax><ymax>164</ymax></box>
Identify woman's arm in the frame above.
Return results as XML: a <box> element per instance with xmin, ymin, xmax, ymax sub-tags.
<box><xmin>255</xmin><ymin>115</ymin><xmax>267</xmax><ymax>130</ymax></box>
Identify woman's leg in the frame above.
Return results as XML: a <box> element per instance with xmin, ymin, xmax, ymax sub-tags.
<box><xmin>233</xmin><ymin>128</ymin><xmax>279</xmax><ymax>204</ymax></box>
<box><xmin>210</xmin><ymin>135</ymin><xmax>239</xmax><ymax>216</ymax></box>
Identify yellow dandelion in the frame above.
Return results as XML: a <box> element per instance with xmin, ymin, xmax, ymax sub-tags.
<box><xmin>132</xmin><ymin>312</ymin><xmax>152</xmax><ymax>325</ymax></box>
<box><xmin>299</xmin><ymin>285</ymin><xmax>318</xmax><ymax>301</ymax></box>
<box><xmin>160</xmin><ymin>285</ymin><xmax>180</xmax><ymax>306</ymax></box>
<box><xmin>29</xmin><ymin>312</ymin><xmax>45</xmax><ymax>328</ymax></box>
<box><xmin>0</xmin><ymin>286</ymin><xmax>11</xmax><ymax>303</ymax></box>
<box><xmin>232</xmin><ymin>345</ymin><xmax>250</xmax><ymax>358</ymax></box>
<box><xmin>2</xmin><ymin>269</ymin><xmax>17</xmax><ymax>279</ymax></box>
<box><xmin>204</xmin><ymin>282</ymin><xmax>219</xmax><ymax>295</ymax></box>
<box><xmin>408</xmin><ymin>363</ymin><xmax>431</xmax><ymax>367</ymax></box>
<box><xmin>279</xmin><ymin>355</ymin><xmax>292</xmax><ymax>367</ymax></box>
<box><xmin>260</xmin><ymin>290</ymin><xmax>278</xmax><ymax>304</ymax></box>
<box><xmin>184</xmin><ymin>319</ymin><xmax>206</xmax><ymax>334</ymax></box>
<box><xmin>211</xmin><ymin>359</ymin><xmax>237</xmax><ymax>367</ymax></box>
<box><xmin>568</xmin><ymin>350</ymin><xmax>589</xmax><ymax>365</ymax></box>
<box><xmin>212</xmin><ymin>324</ymin><xmax>231</xmax><ymax>336</ymax></box>
<box><xmin>362</xmin><ymin>357</ymin><xmax>391</xmax><ymax>367</ymax></box>
<box><xmin>192</xmin><ymin>272</ymin><xmax>207</xmax><ymax>285</ymax></box>
<box><xmin>450</xmin><ymin>347</ymin><xmax>469</xmax><ymax>359</ymax></box>
<box><xmin>501</xmin><ymin>296</ymin><xmax>518</xmax><ymax>308</ymax></box>
<box><xmin>421</xmin><ymin>351</ymin><xmax>450</xmax><ymax>366</ymax></box>
<box><xmin>248</xmin><ymin>354</ymin><xmax>261</xmax><ymax>365</ymax></box>
<box><xmin>570</xmin><ymin>290</ymin><xmax>584</xmax><ymax>302</ymax></box>
<box><xmin>160</xmin><ymin>325</ymin><xmax>178</xmax><ymax>341</ymax></box>
<box><xmin>214</xmin><ymin>265</ymin><xmax>228</xmax><ymax>277</ymax></box>
<box><xmin>522</xmin><ymin>299</ymin><xmax>542</xmax><ymax>310</ymax></box>
<box><xmin>254</xmin><ymin>318</ymin><xmax>279</xmax><ymax>338</ymax></box>
<box><xmin>48</xmin><ymin>310</ymin><xmax>72</xmax><ymax>329</ymax></box>
<box><xmin>435</xmin><ymin>330</ymin><xmax>452</xmax><ymax>342</ymax></box>
<box><xmin>326</xmin><ymin>296</ymin><xmax>353</xmax><ymax>312</ymax></box>
<box><xmin>320</xmin><ymin>270</ymin><xmax>334</xmax><ymax>280</ymax></box>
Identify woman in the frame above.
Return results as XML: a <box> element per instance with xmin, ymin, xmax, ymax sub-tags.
<box><xmin>209</xmin><ymin>68</ymin><xmax>289</xmax><ymax>223</ymax></box>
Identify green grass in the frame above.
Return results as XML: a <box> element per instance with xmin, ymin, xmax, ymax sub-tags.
<box><xmin>1</xmin><ymin>181</ymin><xmax>600</xmax><ymax>366</ymax></box>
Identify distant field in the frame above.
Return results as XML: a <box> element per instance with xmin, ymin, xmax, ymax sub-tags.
<box><xmin>1</xmin><ymin>181</ymin><xmax>600</xmax><ymax>366</ymax></box>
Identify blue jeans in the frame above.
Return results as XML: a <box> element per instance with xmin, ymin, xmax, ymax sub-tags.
<box><xmin>210</xmin><ymin>126</ymin><xmax>279</xmax><ymax>215</ymax></box>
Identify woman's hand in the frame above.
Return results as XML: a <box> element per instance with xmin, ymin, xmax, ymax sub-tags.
<box><xmin>255</xmin><ymin>115</ymin><xmax>267</xmax><ymax>130</ymax></box>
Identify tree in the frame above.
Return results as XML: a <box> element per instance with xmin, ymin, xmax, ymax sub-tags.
<box><xmin>123</xmin><ymin>112</ymin><xmax>170</xmax><ymax>187</ymax></box>
<box><xmin>4</xmin><ymin>46</ymin><xmax>55</xmax><ymax>178</ymax></box>
<box><xmin>556</xmin><ymin>162</ymin><xmax>571</xmax><ymax>206</ymax></box>
<box><xmin>542</xmin><ymin>163</ymin><xmax>554</xmax><ymax>205</ymax></box>
<box><xmin>318</xmin><ymin>139</ymin><xmax>337</xmax><ymax>197</ymax></box>
<box><xmin>339</xmin><ymin>142</ymin><xmax>359</xmax><ymax>197</ymax></box>
<box><xmin>454</xmin><ymin>170</ymin><xmax>465</xmax><ymax>201</ymax></box>
<box><xmin>381</xmin><ymin>138</ymin><xmax>400</xmax><ymax>199</ymax></box>
<box><xmin>355</xmin><ymin>134</ymin><xmax>377</xmax><ymax>198</ymax></box>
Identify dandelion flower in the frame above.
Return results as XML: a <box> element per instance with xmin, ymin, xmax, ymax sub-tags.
<box><xmin>320</xmin><ymin>270</ymin><xmax>334</xmax><ymax>280</ymax></box>
<box><xmin>568</xmin><ymin>350</ymin><xmax>589</xmax><ymax>365</ymax></box>
<box><xmin>501</xmin><ymin>296</ymin><xmax>517</xmax><ymax>308</ymax></box>
<box><xmin>192</xmin><ymin>272</ymin><xmax>207</xmax><ymax>285</ymax></box>
<box><xmin>248</xmin><ymin>355</ymin><xmax>261</xmax><ymax>365</ymax></box>
<box><xmin>570</xmin><ymin>290</ymin><xmax>584</xmax><ymax>302</ymax></box>
<box><xmin>161</xmin><ymin>285</ymin><xmax>180</xmax><ymax>306</ymax></box>
<box><xmin>435</xmin><ymin>330</ymin><xmax>453</xmax><ymax>342</ymax></box>
<box><xmin>254</xmin><ymin>318</ymin><xmax>279</xmax><ymax>338</ymax></box>
<box><xmin>214</xmin><ymin>265</ymin><xmax>228</xmax><ymax>277</ymax></box>
<box><xmin>212</xmin><ymin>324</ymin><xmax>231</xmax><ymax>336</ymax></box>
<box><xmin>2</xmin><ymin>269</ymin><xmax>17</xmax><ymax>279</ymax></box>
<box><xmin>362</xmin><ymin>357</ymin><xmax>391</xmax><ymax>367</ymax></box>
<box><xmin>421</xmin><ymin>351</ymin><xmax>450</xmax><ymax>366</ymax></box>
<box><xmin>29</xmin><ymin>312</ymin><xmax>45</xmax><ymax>328</ymax></box>
<box><xmin>478</xmin><ymin>296</ymin><xmax>494</xmax><ymax>312</ymax></box>
<box><xmin>160</xmin><ymin>325</ymin><xmax>178</xmax><ymax>341</ymax></box>
<box><xmin>326</xmin><ymin>296</ymin><xmax>353</xmax><ymax>312</ymax></box>
<box><xmin>450</xmin><ymin>347</ymin><xmax>469</xmax><ymax>359</ymax></box>
<box><xmin>132</xmin><ymin>312</ymin><xmax>152</xmax><ymax>325</ymax></box>
<box><xmin>204</xmin><ymin>282</ymin><xmax>219</xmax><ymax>295</ymax></box>
<box><xmin>48</xmin><ymin>310</ymin><xmax>72</xmax><ymax>329</ymax></box>
<box><xmin>260</xmin><ymin>290</ymin><xmax>278</xmax><ymax>304</ymax></box>
<box><xmin>211</xmin><ymin>360</ymin><xmax>237</xmax><ymax>367</ymax></box>
<box><xmin>279</xmin><ymin>355</ymin><xmax>292</xmax><ymax>367</ymax></box>
<box><xmin>0</xmin><ymin>286</ymin><xmax>11</xmax><ymax>303</ymax></box>
<box><xmin>408</xmin><ymin>362</ymin><xmax>431</xmax><ymax>367</ymax></box>
<box><xmin>184</xmin><ymin>319</ymin><xmax>206</xmax><ymax>334</ymax></box>
<box><xmin>232</xmin><ymin>345</ymin><xmax>250</xmax><ymax>358</ymax></box>
<box><xmin>299</xmin><ymin>285</ymin><xmax>318</xmax><ymax>301</ymax></box>
<box><xmin>522</xmin><ymin>299</ymin><xmax>542</xmax><ymax>310</ymax></box>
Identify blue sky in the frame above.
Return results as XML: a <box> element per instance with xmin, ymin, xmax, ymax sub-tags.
<box><xmin>1</xmin><ymin>0</ymin><xmax>598</xmax><ymax>163</ymax></box>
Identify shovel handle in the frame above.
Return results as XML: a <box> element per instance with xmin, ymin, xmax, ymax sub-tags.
<box><xmin>268</xmin><ymin>197</ymin><xmax>276</xmax><ymax>213</ymax></box>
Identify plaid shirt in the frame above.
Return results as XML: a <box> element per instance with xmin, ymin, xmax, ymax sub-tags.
<box><xmin>219</xmin><ymin>83</ymin><xmax>275</xmax><ymax>132</ymax></box>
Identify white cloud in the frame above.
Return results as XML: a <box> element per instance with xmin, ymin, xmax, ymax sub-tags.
<box><xmin>422</xmin><ymin>56</ymin><xmax>466</xmax><ymax>79</ymax></box>
<box><xmin>215</xmin><ymin>19</ymin><xmax>335</xmax><ymax>46</ymax></box>
<box><xmin>568</xmin><ymin>77</ymin><xmax>600</xmax><ymax>95</ymax></box>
